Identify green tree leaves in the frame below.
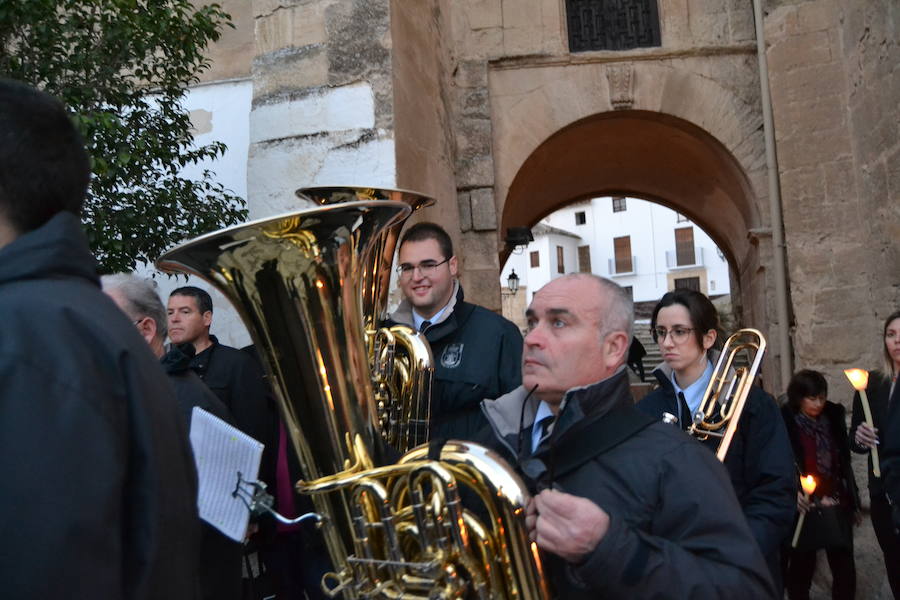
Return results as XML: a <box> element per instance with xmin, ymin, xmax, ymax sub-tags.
<box><xmin>0</xmin><ymin>0</ymin><xmax>247</xmax><ymax>272</ymax></box>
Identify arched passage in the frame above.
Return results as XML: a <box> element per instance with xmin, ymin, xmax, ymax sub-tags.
<box><xmin>498</xmin><ymin>110</ymin><xmax>772</xmax><ymax>374</ymax></box>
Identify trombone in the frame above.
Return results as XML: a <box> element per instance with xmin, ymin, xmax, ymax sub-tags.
<box><xmin>688</xmin><ymin>328</ymin><xmax>767</xmax><ymax>461</ymax></box>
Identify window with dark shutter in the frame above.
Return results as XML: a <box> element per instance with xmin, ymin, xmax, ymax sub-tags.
<box><xmin>613</xmin><ymin>236</ymin><xmax>632</xmax><ymax>273</ymax></box>
<box><xmin>674</xmin><ymin>277</ymin><xmax>700</xmax><ymax>292</ymax></box>
<box><xmin>530</xmin><ymin>251</ymin><xmax>540</xmax><ymax>268</ymax></box>
<box><xmin>578</xmin><ymin>245</ymin><xmax>591</xmax><ymax>272</ymax></box>
<box><xmin>566</xmin><ymin>0</ymin><xmax>661</xmax><ymax>53</ymax></box>
<box><xmin>675</xmin><ymin>227</ymin><xmax>695</xmax><ymax>266</ymax></box>
<box><xmin>556</xmin><ymin>246</ymin><xmax>565</xmax><ymax>274</ymax></box>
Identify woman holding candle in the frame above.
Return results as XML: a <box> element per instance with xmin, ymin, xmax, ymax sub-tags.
<box><xmin>782</xmin><ymin>369</ymin><xmax>859</xmax><ymax>600</ymax></box>
<box><xmin>849</xmin><ymin>310</ymin><xmax>900</xmax><ymax>597</ymax></box>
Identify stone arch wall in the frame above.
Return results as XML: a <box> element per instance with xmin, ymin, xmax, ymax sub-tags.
<box><xmin>488</xmin><ymin>61</ymin><xmax>784</xmax><ymax>387</ymax></box>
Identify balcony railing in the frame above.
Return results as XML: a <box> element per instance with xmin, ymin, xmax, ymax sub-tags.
<box><xmin>608</xmin><ymin>256</ymin><xmax>637</xmax><ymax>276</ymax></box>
<box><xmin>666</xmin><ymin>247</ymin><xmax>705</xmax><ymax>269</ymax></box>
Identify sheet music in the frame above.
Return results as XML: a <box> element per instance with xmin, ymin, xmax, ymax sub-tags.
<box><xmin>189</xmin><ymin>407</ymin><xmax>264</xmax><ymax>542</ymax></box>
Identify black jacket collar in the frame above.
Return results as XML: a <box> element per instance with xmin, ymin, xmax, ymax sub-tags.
<box><xmin>0</xmin><ymin>212</ymin><xmax>98</xmax><ymax>287</ymax></box>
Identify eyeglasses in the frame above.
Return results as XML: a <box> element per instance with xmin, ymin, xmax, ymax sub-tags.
<box><xmin>651</xmin><ymin>326</ymin><xmax>695</xmax><ymax>344</ymax></box>
<box><xmin>396</xmin><ymin>258</ymin><xmax>450</xmax><ymax>279</ymax></box>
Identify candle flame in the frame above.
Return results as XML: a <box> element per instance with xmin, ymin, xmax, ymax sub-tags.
<box><xmin>844</xmin><ymin>368</ymin><xmax>869</xmax><ymax>391</ymax></box>
<box><xmin>801</xmin><ymin>474</ymin><xmax>817</xmax><ymax>495</ymax></box>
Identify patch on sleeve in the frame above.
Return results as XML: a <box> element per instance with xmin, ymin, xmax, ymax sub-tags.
<box><xmin>440</xmin><ymin>343</ymin><xmax>464</xmax><ymax>368</ymax></box>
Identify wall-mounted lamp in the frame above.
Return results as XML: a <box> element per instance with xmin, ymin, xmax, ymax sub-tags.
<box><xmin>505</xmin><ymin>227</ymin><xmax>534</xmax><ymax>253</ymax></box>
<box><xmin>506</xmin><ymin>269</ymin><xmax>520</xmax><ymax>294</ymax></box>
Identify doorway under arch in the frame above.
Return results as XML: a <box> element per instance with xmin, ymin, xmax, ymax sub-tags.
<box><xmin>498</xmin><ymin>109</ymin><xmax>777</xmax><ymax>385</ymax></box>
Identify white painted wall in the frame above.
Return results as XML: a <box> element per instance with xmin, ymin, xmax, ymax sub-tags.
<box><xmin>247</xmin><ymin>83</ymin><xmax>396</xmax><ymax>218</ymax></box>
<box><xmin>138</xmin><ymin>79</ymin><xmax>254</xmax><ymax>348</ymax></box>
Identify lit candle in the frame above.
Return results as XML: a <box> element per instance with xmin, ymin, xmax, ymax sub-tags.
<box><xmin>791</xmin><ymin>475</ymin><xmax>817</xmax><ymax>548</ymax></box>
<box><xmin>845</xmin><ymin>368</ymin><xmax>880</xmax><ymax>477</ymax></box>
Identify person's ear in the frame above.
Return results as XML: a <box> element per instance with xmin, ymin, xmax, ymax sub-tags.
<box><xmin>136</xmin><ymin>316</ymin><xmax>157</xmax><ymax>345</ymax></box>
<box><xmin>202</xmin><ymin>310</ymin><xmax>212</xmax><ymax>328</ymax></box>
<box><xmin>702</xmin><ymin>329</ymin><xmax>717</xmax><ymax>352</ymax></box>
<box><xmin>604</xmin><ymin>331</ymin><xmax>630</xmax><ymax>366</ymax></box>
<box><xmin>448</xmin><ymin>255</ymin><xmax>459</xmax><ymax>278</ymax></box>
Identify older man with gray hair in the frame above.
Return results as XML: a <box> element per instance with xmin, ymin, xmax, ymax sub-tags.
<box><xmin>102</xmin><ymin>274</ymin><xmax>242</xmax><ymax>600</ymax></box>
<box><xmin>476</xmin><ymin>274</ymin><xmax>776</xmax><ymax>598</ymax></box>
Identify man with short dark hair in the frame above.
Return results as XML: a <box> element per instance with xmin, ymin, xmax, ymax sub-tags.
<box><xmin>0</xmin><ymin>79</ymin><xmax>199</xmax><ymax>599</ymax></box>
<box><xmin>477</xmin><ymin>274</ymin><xmax>776</xmax><ymax>598</ymax></box>
<box><xmin>389</xmin><ymin>221</ymin><xmax>523</xmax><ymax>441</ymax></box>
<box><xmin>167</xmin><ymin>285</ymin><xmax>273</xmax><ymax>447</ymax></box>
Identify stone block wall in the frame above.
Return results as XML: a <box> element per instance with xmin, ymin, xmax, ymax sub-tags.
<box><xmin>246</xmin><ymin>0</ymin><xmax>398</xmax><ymax>218</ymax></box>
<box><xmin>766</xmin><ymin>1</ymin><xmax>898</xmax><ymax>596</ymax></box>
<box><xmin>767</xmin><ymin>0</ymin><xmax>898</xmax><ymax>391</ymax></box>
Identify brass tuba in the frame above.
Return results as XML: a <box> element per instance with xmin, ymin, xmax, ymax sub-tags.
<box><xmin>157</xmin><ymin>201</ymin><xmax>549</xmax><ymax>600</ymax></box>
<box><xmin>688</xmin><ymin>328</ymin><xmax>767</xmax><ymax>461</ymax></box>
<box><xmin>296</xmin><ymin>186</ymin><xmax>434</xmax><ymax>452</ymax></box>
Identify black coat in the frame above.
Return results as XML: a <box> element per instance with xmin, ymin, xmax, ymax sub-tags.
<box><xmin>190</xmin><ymin>336</ymin><xmax>275</xmax><ymax>454</ymax></box>
<box><xmin>161</xmin><ymin>345</ymin><xmax>243</xmax><ymax>600</ymax></box>
<box><xmin>0</xmin><ymin>213</ymin><xmax>199</xmax><ymax>600</ymax></box>
<box><xmin>478</xmin><ymin>370</ymin><xmax>776</xmax><ymax>599</ymax></box>
<box><xmin>636</xmin><ymin>364</ymin><xmax>797</xmax><ymax>567</ymax></box>
<box><xmin>849</xmin><ymin>370</ymin><xmax>896</xmax><ymax>498</ymax></box>
<box><xmin>781</xmin><ymin>401</ymin><xmax>859</xmax><ymax>511</ymax></box>
<box><xmin>874</xmin><ymin>375</ymin><xmax>900</xmax><ymax>525</ymax></box>
<box><xmin>389</xmin><ymin>282</ymin><xmax>523</xmax><ymax>441</ymax></box>
<box><xmin>162</xmin><ymin>344</ymin><xmax>235</xmax><ymax>427</ymax></box>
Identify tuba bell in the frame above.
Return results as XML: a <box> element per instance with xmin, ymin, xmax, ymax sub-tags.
<box><xmin>157</xmin><ymin>201</ymin><xmax>549</xmax><ymax>600</ymax></box>
<box><xmin>296</xmin><ymin>186</ymin><xmax>435</xmax><ymax>452</ymax></box>
<box><xmin>688</xmin><ymin>328</ymin><xmax>767</xmax><ymax>461</ymax></box>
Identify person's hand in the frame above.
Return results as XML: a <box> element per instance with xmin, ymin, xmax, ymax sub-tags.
<box><xmin>797</xmin><ymin>491</ymin><xmax>811</xmax><ymax>513</ymax></box>
<box><xmin>820</xmin><ymin>496</ymin><xmax>838</xmax><ymax>508</ymax></box>
<box><xmin>855</xmin><ymin>422</ymin><xmax>879</xmax><ymax>448</ymax></box>
<box><xmin>526</xmin><ymin>489</ymin><xmax>609</xmax><ymax>563</ymax></box>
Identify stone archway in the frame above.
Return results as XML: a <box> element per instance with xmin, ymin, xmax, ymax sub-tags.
<box><xmin>498</xmin><ymin>110</ymin><xmax>774</xmax><ymax>382</ymax></box>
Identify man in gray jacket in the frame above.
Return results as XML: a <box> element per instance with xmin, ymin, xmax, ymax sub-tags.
<box><xmin>477</xmin><ymin>274</ymin><xmax>776</xmax><ymax>598</ymax></box>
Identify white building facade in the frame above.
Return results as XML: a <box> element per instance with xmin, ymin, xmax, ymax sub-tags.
<box><xmin>501</xmin><ymin>197</ymin><xmax>732</xmax><ymax>304</ymax></box>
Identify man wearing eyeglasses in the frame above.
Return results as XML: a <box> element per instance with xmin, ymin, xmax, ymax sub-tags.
<box><xmin>389</xmin><ymin>222</ymin><xmax>523</xmax><ymax>442</ymax></box>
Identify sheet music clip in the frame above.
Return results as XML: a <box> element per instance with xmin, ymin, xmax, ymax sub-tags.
<box><xmin>232</xmin><ymin>471</ymin><xmax>323</xmax><ymax>526</ymax></box>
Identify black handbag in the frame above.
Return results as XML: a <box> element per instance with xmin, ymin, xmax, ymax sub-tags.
<box><xmin>794</xmin><ymin>505</ymin><xmax>853</xmax><ymax>551</ymax></box>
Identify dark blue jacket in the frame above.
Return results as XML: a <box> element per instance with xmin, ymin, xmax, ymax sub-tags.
<box><xmin>390</xmin><ymin>281</ymin><xmax>523</xmax><ymax>441</ymax></box>
<box><xmin>874</xmin><ymin>375</ymin><xmax>900</xmax><ymax>527</ymax></box>
<box><xmin>0</xmin><ymin>213</ymin><xmax>200</xmax><ymax>600</ymax></box>
<box><xmin>636</xmin><ymin>362</ymin><xmax>796</xmax><ymax>584</ymax></box>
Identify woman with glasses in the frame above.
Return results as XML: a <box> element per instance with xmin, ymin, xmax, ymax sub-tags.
<box><xmin>782</xmin><ymin>369</ymin><xmax>858</xmax><ymax>600</ymax></box>
<box><xmin>636</xmin><ymin>289</ymin><xmax>796</xmax><ymax>592</ymax></box>
<box><xmin>849</xmin><ymin>310</ymin><xmax>900</xmax><ymax>597</ymax></box>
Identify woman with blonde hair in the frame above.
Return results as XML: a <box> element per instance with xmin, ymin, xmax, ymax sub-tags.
<box><xmin>850</xmin><ymin>310</ymin><xmax>900</xmax><ymax>597</ymax></box>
